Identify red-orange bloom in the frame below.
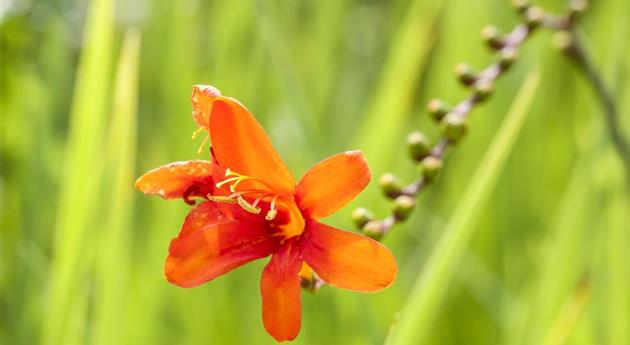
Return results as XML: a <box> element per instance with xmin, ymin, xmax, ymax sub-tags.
<box><xmin>136</xmin><ymin>85</ymin><xmax>397</xmax><ymax>341</ymax></box>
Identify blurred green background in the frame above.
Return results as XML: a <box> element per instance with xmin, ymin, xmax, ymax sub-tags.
<box><xmin>2</xmin><ymin>0</ymin><xmax>629</xmax><ymax>344</ymax></box>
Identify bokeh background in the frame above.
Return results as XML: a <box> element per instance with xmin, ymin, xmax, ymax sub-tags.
<box><xmin>2</xmin><ymin>0</ymin><xmax>629</xmax><ymax>344</ymax></box>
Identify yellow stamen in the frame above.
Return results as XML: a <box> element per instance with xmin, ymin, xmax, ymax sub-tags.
<box><xmin>210</xmin><ymin>168</ymin><xmax>283</xmax><ymax>221</ymax></box>
<box><xmin>197</xmin><ymin>135</ymin><xmax>209</xmax><ymax>154</ymax></box>
<box><xmin>191</xmin><ymin>127</ymin><xmax>205</xmax><ymax>139</ymax></box>
<box><xmin>215</xmin><ymin>176</ymin><xmax>241</xmax><ymax>189</ymax></box>
<box><xmin>251</xmin><ymin>194</ymin><xmax>268</xmax><ymax>208</ymax></box>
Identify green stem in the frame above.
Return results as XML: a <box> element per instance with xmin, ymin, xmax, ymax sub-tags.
<box><xmin>566</xmin><ymin>33</ymin><xmax>630</xmax><ymax>181</ymax></box>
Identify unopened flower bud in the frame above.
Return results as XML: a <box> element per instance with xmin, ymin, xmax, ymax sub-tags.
<box><xmin>553</xmin><ymin>31</ymin><xmax>575</xmax><ymax>54</ymax></box>
<box><xmin>379</xmin><ymin>173</ymin><xmax>402</xmax><ymax>198</ymax></box>
<box><xmin>393</xmin><ymin>195</ymin><xmax>416</xmax><ymax>221</ymax></box>
<box><xmin>481</xmin><ymin>25</ymin><xmax>504</xmax><ymax>50</ymax></box>
<box><xmin>441</xmin><ymin>113</ymin><xmax>468</xmax><ymax>143</ymax></box>
<box><xmin>419</xmin><ymin>156</ymin><xmax>442</xmax><ymax>182</ymax></box>
<box><xmin>499</xmin><ymin>47</ymin><xmax>518</xmax><ymax>70</ymax></box>
<box><xmin>525</xmin><ymin>6</ymin><xmax>545</xmax><ymax>28</ymax></box>
<box><xmin>511</xmin><ymin>0</ymin><xmax>529</xmax><ymax>13</ymax></box>
<box><xmin>569</xmin><ymin>0</ymin><xmax>587</xmax><ymax>14</ymax></box>
<box><xmin>362</xmin><ymin>221</ymin><xmax>383</xmax><ymax>241</ymax></box>
<box><xmin>352</xmin><ymin>207</ymin><xmax>374</xmax><ymax>229</ymax></box>
<box><xmin>407</xmin><ymin>131</ymin><xmax>431</xmax><ymax>161</ymax></box>
<box><xmin>474</xmin><ymin>79</ymin><xmax>494</xmax><ymax>101</ymax></box>
<box><xmin>427</xmin><ymin>99</ymin><xmax>450</xmax><ymax>122</ymax></box>
<box><xmin>454</xmin><ymin>63</ymin><xmax>477</xmax><ymax>86</ymax></box>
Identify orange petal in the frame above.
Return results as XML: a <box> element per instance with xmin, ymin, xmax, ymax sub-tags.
<box><xmin>210</xmin><ymin>97</ymin><xmax>295</xmax><ymax>196</ymax></box>
<box><xmin>300</xmin><ymin>220</ymin><xmax>397</xmax><ymax>292</ymax></box>
<box><xmin>191</xmin><ymin>85</ymin><xmax>222</xmax><ymax>131</ymax></box>
<box><xmin>165</xmin><ymin>216</ymin><xmax>280</xmax><ymax>288</ymax></box>
<box><xmin>261</xmin><ymin>239</ymin><xmax>302</xmax><ymax>341</ymax></box>
<box><xmin>177</xmin><ymin>201</ymin><xmax>227</xmax><ymax>237</ymax></box>
<box><xmin>296</xmin><ymin>150</ymin><xmax>370</xmax><ymax>219</ymax></box>
<box><xmin>135</xmin><ymin>160</ymin><xmax>215</xmax><ymax>200</ymax></box>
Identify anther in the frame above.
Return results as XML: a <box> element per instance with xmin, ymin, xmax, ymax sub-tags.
<box><xmin>207</xmin><ymin>194</ymin><xmax>237</xmax><ymax>203</ymax></box>
<box><xmin>265</xmin><ymin>195</ymin><xmax>279</xmax><ymax>220</ymax></box>
<box><xmin>237</xmin><ymin>196</ymin><xmax>261</xmax><ymax>214</ymax></box>
<box><xmin>265</xmin><ymin>209</ymin><xmax>278</xmax><ymax>220</ymax></box>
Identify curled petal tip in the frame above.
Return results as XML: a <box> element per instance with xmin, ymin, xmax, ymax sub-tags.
<box><xmin>192</xmin><ymin>84</ymin><xmax>221</xmax><ymax>98</ymax></box>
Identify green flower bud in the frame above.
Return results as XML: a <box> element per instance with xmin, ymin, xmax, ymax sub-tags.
<box><xmin>553</xmin><ymin>31</ymin><xmax>575</xmax><ymax>54</ymax></box>
<box><xmin>525</xmin><ymin>6</ymin><xmax>545</xmax><ymax>28</ymax></box>
<box><xmin>407</xmin><ymin>131</ymin><xmax>431</xmax><ymax>161</ymax></box>
<box><xmin>362</xmin><ymin>221</ymin><xmax>383</xmax><ymax>241</ymax></box>
<box><xmin>379</xmin><ymin>173</ymin><xmax>403</xmax><ymax>198</ymax></box>
<box><xmin>427</xmin><ymin>99</ymin><xmax>450</xmax><ymax>122</ymax></box>
<box><xmin>352</xmin><ymin>207</ymin><xmax>374</xmax><ymax>229</ymax></box>
<box><xmin>454</xmin><ymin>63</ymin><xmax>477</xmax><ymax>86</ymax></box>
<box><xmin>441</xmin><ymin>113</ymin><xmax>468</xmax><ymax>143</ymax></box>
<box><xmin>481</xmin><ymin>25</ymin><xmax>504</xmax><ymax>50</ymax></box>
<box><xmin>393</xmin><ymin>195</ymin><xmax>416</xmax><ymax>221</ymax></box>
<box><xmin>569</xmin><ymin>0</ymin><xmax>587</xmax><ymax>14</ymax></box>
<box><xmin>511</xmin><ymin>0</ymin><xmax>529</xmax><ymax>13</ymax></box>
<box><xmin>419</xmin><ymin>156</ymin><xmax>442</xmax><ymax>182</ymax></box>
<box><xmin>499</xmin><ymin>47</ymin><xmax>518</xmax><ymax>70</ymax></box>
<box><xmin>474</xmin><ymin>79</ymin><xmax>494</xmax><ymax>102</ymax></box>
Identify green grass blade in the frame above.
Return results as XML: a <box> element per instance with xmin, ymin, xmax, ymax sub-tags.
<box><xmin>540</xmin><ymin>279</ymin><xmax>591</xmax><ymax>345</ymax></box>
<box><xmin>352</xmin><ymin>0</ymin><xmax>442</xmax><ymax>173</ymax></box>
<box><xmin>92</xmin><ymin>29</ymin><xmax>141</xmax><ymax>345</ymax></box>
<box><xmin>41</xmin><ymin>0</ymin><xmax>115</xmax><ymax>344</ymax></box>
<box><xmin>605</xmin><ymin>193</ymin><xmax>629</xmax><ymax>345</ymax></box>
<box><xmin>387</xmin><ymin>70</ymin><xmax>540</xmax><ymax>345</ymax></box>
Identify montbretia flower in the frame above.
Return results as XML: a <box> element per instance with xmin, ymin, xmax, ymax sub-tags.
<box><xmin>135</xmin><ymin>85</ymin><xmax>397</xmax><ymax>342</ymax></box>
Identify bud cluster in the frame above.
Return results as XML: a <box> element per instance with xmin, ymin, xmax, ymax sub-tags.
<box><xmin>347</xmin><ymin>0</ymin><xmax>592</xmax><ymax>245</ymax></box>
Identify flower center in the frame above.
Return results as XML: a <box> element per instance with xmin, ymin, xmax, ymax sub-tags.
<box><xmin>208</xmin><ymin>168</ymin><xmax>281</xmax><ymax>221</ymax></box>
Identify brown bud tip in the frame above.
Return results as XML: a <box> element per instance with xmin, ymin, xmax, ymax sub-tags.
<box><xmin>427</xmin><ymin>99</ymin><xmax>450</xmax><ymax>122</ymax></box>
<box><xmin>352</xmin><ymin>207</ymin><xmax>374</xmax><ymax>229</ymax></box>
<box><xmin>407</xmin><ymin>131</ymin><xmax>431</xmax><ymax>161</ymax></box>
<box><xmin>440</xmin><ymin>113</ymin><xmax>468</xmax><ymax>143</ymax></box>
<box><xmin>379</xmin><ymin>173</ymin><xmax>402</xmax><ymax>198</ymax></box>
<box><xmin>419</xmin><ymin>156</ymin><xmax>443</xmax><ymax>182</ymax></box>
<box><xmin>454</xmin><ymin>63</ymin><xmax>477</xmax><ymax>86</ymax></box>
<box><xmin>393</xmin><ymin>195</ymin><xmax>416</xmax><ymax>221</ymax></box>
<box><xmin>362</xmin><ymin>221</ymin><xmax>383</xmax><ymax>241</ymax></box>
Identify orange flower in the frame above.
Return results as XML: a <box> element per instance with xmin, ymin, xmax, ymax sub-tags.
<box><xmin>136</xmin><ymin>85</ymin><xmax>397</xmax><ymax>341</ymax></box>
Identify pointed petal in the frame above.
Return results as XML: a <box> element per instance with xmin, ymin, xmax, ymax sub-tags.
<box><xmin>261</xmin><ymin>239</ymin><xmax>302</xmax><ymax>341</ymax></box>
<box><xmin>300</xmin><ymin>220</ymin><xmax>397</xmax><ymax>292</ymax></box>
<box><xmin>296</xmin><ymin>150</ymin><xmax>370</xmax><ymax>219</ymax></box>
<box><xmin>191</xmin><ymin>85</ymin><xmax>222</xmax><ymax>131</ymax></box>
<box><xmin>135</xmin><ymin>160</ymin><xmax>215</xmax><ymax>200</ymax></box>
<box><xmin>210</xmin><ymin>97</ymin><xmax>295</xmax><ymax>195</ymax></box>
<box><xmin>165</xmin><ymin>217</ymin><xmax>280</xmax><ymax>288</ymax></box>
